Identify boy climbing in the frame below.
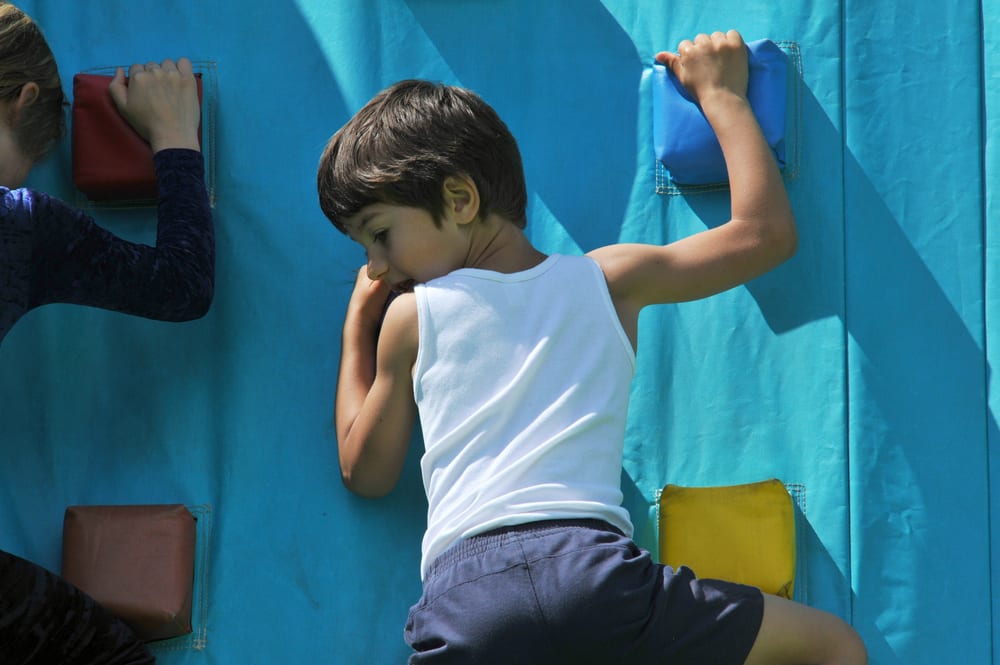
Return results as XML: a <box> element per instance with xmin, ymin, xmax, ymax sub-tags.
<box><xmin>319</xmin><ymin>29</ymin><xmax>866</xmax><ymax>665</ymax></box>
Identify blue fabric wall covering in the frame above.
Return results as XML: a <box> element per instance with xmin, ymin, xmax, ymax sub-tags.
<box><xmin>0</xmin><ymin>1</ymin><xmax>994</xmax><ymax>663</ymax></box>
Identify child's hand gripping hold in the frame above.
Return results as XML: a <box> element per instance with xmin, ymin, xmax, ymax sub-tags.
<box><xmin>655</xmin><ymin>30</ymin><xmax>749</xmax><ymax>106</ymax></box>
<box><xmin>108</xmin><ymin>57</ymin><xmax>201</xmax><ymax>154</ymax></box>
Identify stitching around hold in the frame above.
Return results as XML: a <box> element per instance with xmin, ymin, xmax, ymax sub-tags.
<box><xmin>147</xmin><ymin>503</ymin><xmax>211</xmax><ymax>654</ymax></box>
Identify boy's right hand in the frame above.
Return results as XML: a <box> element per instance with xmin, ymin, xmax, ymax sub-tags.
<box><xmin>591</xmin><ymin>29</ymin><xmax>795</xmax><ymax>315</ymax></box>
<box><xmin>655</xmin><ymin>30</ymin><xmax>749</xmax><ymax>106</ymax></box>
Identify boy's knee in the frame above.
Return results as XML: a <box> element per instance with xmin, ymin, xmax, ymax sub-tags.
<box><xmin>810</xmin><ymin>611</ymin><xmax>867</xmax><ymax>665</ymax></box>
<box><xmin>817</xmin><ymin>614</ymin><xmax>868</xmax><ymax>665</ymax></box>
<box><xmin>745</xmin><ymin>594</ymin><xmax>867</xmax><ymax>665</ymax></box>
<box><xmin>837</xmin><ymin>622</ymin><xmax>868</xmax><ymax>665</ymax></box>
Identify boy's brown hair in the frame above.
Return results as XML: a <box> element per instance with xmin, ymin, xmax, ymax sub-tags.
<box><xmin>317</xmin><ymin>79</ymin><xmax>527</xmax><ymax>233</ymax></box>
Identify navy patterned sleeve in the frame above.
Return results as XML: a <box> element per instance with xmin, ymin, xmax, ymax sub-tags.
<box><xmin>0</xmin><ymin>550</ymin><xmax>155</xmax><ymax>665</ymax></box>
<box><xmin>26</xmin><ymin>149</ymin><xmax>213</xmax><ymax>324</ymax></box>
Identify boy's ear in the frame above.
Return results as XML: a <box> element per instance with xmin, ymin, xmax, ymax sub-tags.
<box><xmin>442</xmin><ymin>175</ymin><xmax>480</xmax><ymax>224</ymax></box>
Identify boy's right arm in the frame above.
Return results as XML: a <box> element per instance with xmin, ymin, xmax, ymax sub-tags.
<box><xmin>335</xmin><ymin>267</ymin><xmax>418</xmax><ymax>497</ymax></box>
<box><xmin>591</xmin><ymin>31</ymin><xmax>796</xmax><ymax>334</ymax></box>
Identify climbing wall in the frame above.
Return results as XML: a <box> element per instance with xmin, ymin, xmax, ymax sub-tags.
<box><xmin>0</xmin><ymin>1</ymin><xmax>995</xmax><ymax>663</ymax></box>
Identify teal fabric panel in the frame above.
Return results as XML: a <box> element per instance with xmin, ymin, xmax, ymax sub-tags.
<box><xmin>0</xmin><ymin>1</ymin><xmax>995</xmax><ymax>664</ymax></box>
<box><xmin>604</xmin><ymin>0</ymin><xmax>855</xmax><ymax>630</ymax></box>
<box><xmin>986</xmin><ymin>0</ymin><xmax>1000</xmax><ymax>661</ymax></box>
<box><xmin>843</xmin><ymin>3</ymin><xmax>991</xmax><ymax>664</ymax></box>
<box><xmin>3</xmin><ymin>3</ymin><xmax>426</xmax><ymax>664</ymax></box>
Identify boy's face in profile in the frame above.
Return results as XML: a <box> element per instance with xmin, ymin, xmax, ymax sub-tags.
<box><xmin>343</xmin><ymin>202</ymin><xmax>468</xmax><ymax>291</ymax></box>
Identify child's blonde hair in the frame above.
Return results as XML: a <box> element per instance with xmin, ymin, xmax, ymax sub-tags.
<box><xmin>0</xmin><ymin>3</ymin><xmax>66</xmax><ymax>163</ymax></box>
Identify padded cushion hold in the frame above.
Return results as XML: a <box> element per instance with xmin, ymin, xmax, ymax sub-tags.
<box><xmin>71</xmin><ymin>72</ymin><xmax>203</xmax><ymax>202</ymax></box>
<box><xmin>62</xmin><ymin>504</ymin><xmax>196</xmax><ymax>642</ymax></box>
<box><xmin>658</xmin><ymin>479</ymin><xmax>796</xmax><ymax>598</ymax></box>
<box><xmin>653</xmin><ymin>39</ymin><xmax>788</xmax><ymax>185</ymax></box>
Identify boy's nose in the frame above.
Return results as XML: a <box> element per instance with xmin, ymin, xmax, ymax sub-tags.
<box><xmin>367</xmin><ymin>257</ymin><xmax>388</xmax><ymax>281</ymax></box>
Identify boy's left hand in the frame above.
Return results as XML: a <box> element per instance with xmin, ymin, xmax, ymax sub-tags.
<box><xmin>346</xmin><ymin>265</ymin><xmax>394</xmax><ymax>333</ymax></box>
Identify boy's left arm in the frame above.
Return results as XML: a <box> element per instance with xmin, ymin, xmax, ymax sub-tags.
<box><xmin>335</xmin><ymin>268</ymin><xmax>418</xmax><ymax>497</ymax></box>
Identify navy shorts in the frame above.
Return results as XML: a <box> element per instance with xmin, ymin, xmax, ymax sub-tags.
<box><xmin>405</xmin><ymin>519</ymin><xmax>763</xmax><ymax>665</ymax></box>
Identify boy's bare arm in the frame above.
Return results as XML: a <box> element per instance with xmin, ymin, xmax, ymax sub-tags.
<box><xmin>335</xmin><ymin>268</ymin><xmax>418</xmax><ymax>497</ymax></box>
<box><xmin>591</xmin><ymin>30</ymin><xmax>796</xmax><ymax>320</ymax></box>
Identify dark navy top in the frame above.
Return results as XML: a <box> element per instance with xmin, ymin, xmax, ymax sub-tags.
<box><xmin>0</xmin><ymin>148</ymin><xmax>214</xmax><ymax>345</ymax></box>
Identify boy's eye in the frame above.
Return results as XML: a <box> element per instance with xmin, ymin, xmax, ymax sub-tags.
<box><xmin>372</xmin><ymin>230</ymin><xmax>388</xmax><ymax>244</ymax></box>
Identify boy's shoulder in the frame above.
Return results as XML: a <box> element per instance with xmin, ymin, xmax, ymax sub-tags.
<box><xmin>372</xmin><ymin>291</ymin><xmax>420</xmax><ymax>370</ymax></box>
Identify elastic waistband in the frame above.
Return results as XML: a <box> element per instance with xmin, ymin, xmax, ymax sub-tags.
<box><xmin>427</xmin><ymin>518</ymin><xmax>624</xmax><ymax>578</ymax></box>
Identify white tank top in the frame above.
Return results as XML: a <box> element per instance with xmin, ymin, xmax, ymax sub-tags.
<box><xmin>413</xmin><ymin>254</ymin><xmax>636</xmax><ymax>578</ymax></box>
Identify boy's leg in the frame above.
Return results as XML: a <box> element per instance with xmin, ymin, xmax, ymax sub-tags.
<box><xmin>744</xmin><ymin>593</ymin><xmax>867</xmax><ymax>665</ymax></box>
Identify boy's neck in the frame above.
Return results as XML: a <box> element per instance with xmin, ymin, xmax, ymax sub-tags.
<box><xmin>463</xmin><ymin>212</ymin><xmax>547</xmax><ymax>274</ymax></box>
